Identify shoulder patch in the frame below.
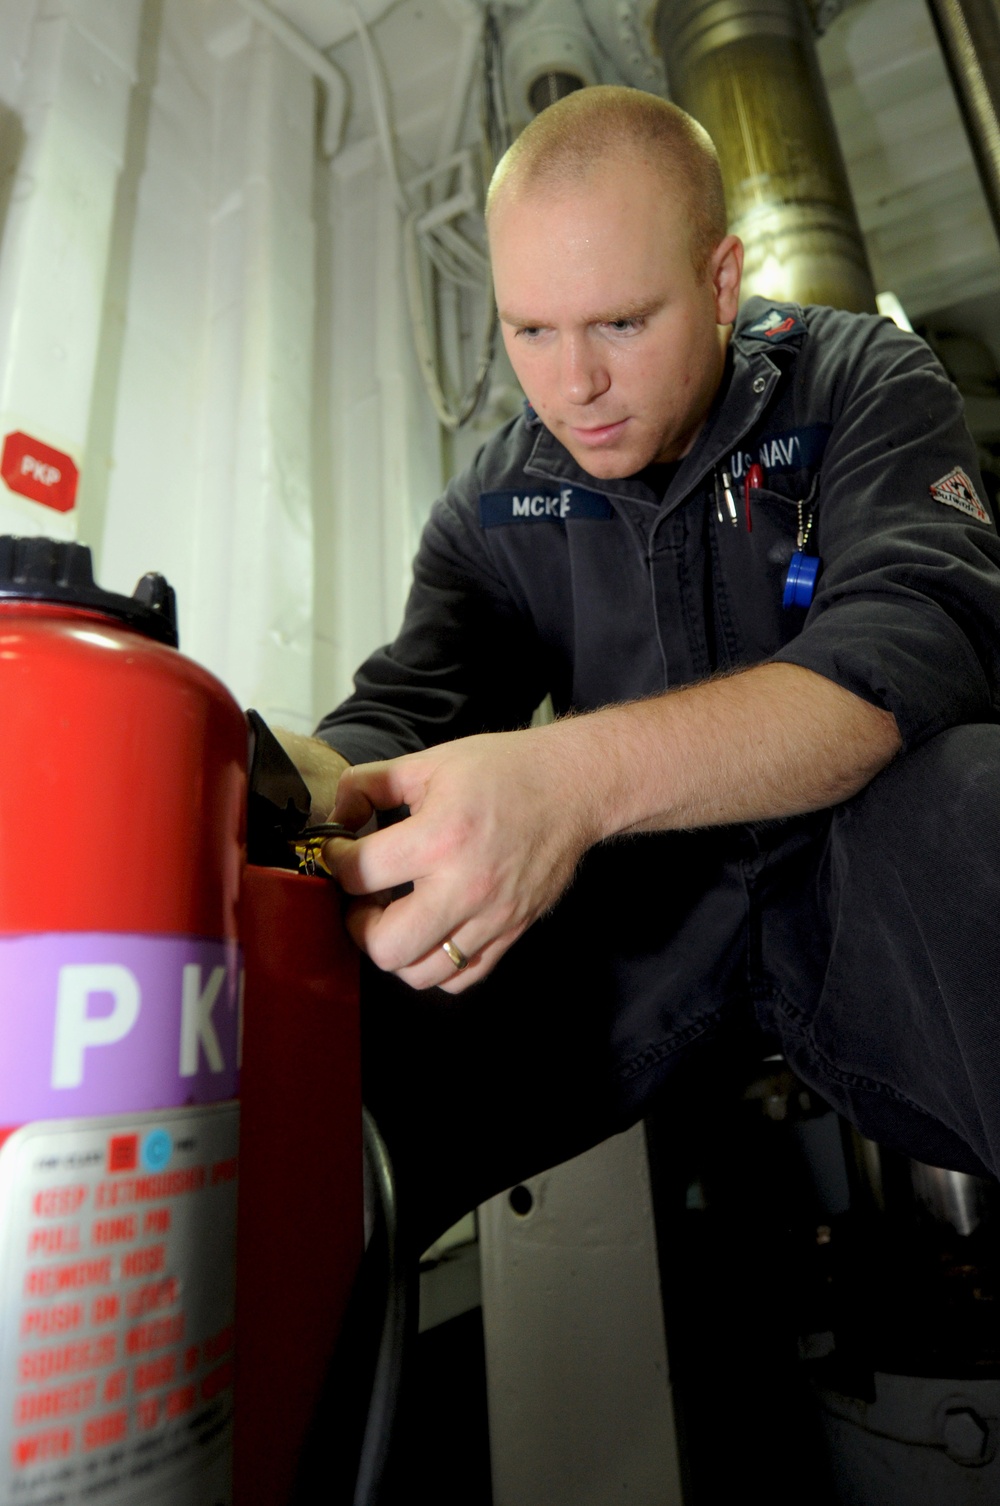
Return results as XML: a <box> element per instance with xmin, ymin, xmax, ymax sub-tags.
<box><xmin>745</xmin><ymin>308</ymin><xmax>807</xmax><ymax>345</ymax></box>
<box><xmin>929</xmin><ymin>466</ymin><xmax>991</xmax><ymax>524</ymax></box>
<box><xmin>479</xmin><ymin>486</ymin><xmax>613</xmax><ymax>529</ymax></box>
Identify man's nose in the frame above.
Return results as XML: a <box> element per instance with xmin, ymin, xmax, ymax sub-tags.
<box><xmin>559</xmin><ymin>335</ymin><xmax>610</xmax><ymax>405</ymax></box>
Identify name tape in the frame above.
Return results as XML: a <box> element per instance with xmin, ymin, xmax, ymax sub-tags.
<box><xmin>479</xmin><ymin>486</ymin><xmax>613</xmax><ymax>528</ymax></box>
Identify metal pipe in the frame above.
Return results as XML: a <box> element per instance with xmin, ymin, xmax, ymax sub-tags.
<box><xmin>909</xmin><ymin>1158</ymin><xmax>993</xmax><ymax>1236</ymax></box>
<box><xmin>528</xmin><ymin>72</ymin><xmax>587</xmax><ymax>112</ymax></box>
<box><xmin>656</xmin><ymin>0</ymin><xmax>877</xmax><ymax>312</ymax></box>
<box><xmin>435</xmin><ymin>0</ymin><xmax>484</xmax><ymax>168</ymax></box>
<box><xmin>926</xmin><ymin>0</ymin><xmax>1000</xmax><ymax>248</ymax></box>
<box><xmin>504</xmin><ymin>0</ymin><xmax>598</xmax><ymax>123</ymax></box>
<box><xmin>234</xmin><ymin>0</ymin><xmax>347</xmax><ymax>157</ymax></box>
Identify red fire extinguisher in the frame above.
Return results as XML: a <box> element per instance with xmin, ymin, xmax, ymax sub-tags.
<box><xmin>0</xmin><ymin>537</ymin><xmax>363</xmax><ymax>1506</ymax></box>
<box><xmin>0</xmin><ymin>536</ymin><xmax>245</xmax><ymax>1500</ymax></box>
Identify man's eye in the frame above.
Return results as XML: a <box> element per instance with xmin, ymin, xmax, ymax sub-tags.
<box><xmin>516</xmin><ymin>326</ymin><xmax>544</xmax><ymax>339</ymax></box>
<box><xmin>605</xmin><ymin>317</ymin><xmax>644</xmax><ymax>333</ymax></box>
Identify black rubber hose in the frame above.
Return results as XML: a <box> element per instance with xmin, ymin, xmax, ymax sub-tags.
<box><xmin>353</xmin><ymin>1108</ymin><xmax>413</xmax><ymax>1506</ymax></box>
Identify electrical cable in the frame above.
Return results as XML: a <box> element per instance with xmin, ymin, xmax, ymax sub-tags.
<box><xmin>352</xmin><ymin>1107</ymin><xmax>413</xmax><ymax>1506</ymax></box>
<box><xmin>482</xmin><ymin>6</ymin><xmax>511</xmax><ymax>171</ymax></box>
<box><xmin>420</xmin><ymin>230</ymin><xmax>476</xmax><ymax>285</ymax></box>
<box><xmin>348</xmin><ymin>2</ymin><xmax>411</xmax><ymax>214</ymax></box>
<box><xmin>423</xmin><ymin>227</ymin><xmax>487</xmax><ymax>287</ymax></box>
<box><xmin>434</xmin><ymin>221</ymin><xmax>490</xmax><ymax>277</ymax></box>
<box><xmin>347</xmin><ymin>0</ymin><xmax>498</xmax><ymax>430</ymax></box>
<box><xmin>404</xmin><ymin>212</ymin><xmax>497</xmax><ymax>430</ymax></box>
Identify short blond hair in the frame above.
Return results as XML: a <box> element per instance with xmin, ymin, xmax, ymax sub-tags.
<box><xmin>486</xmin><ymin>86</ymin><xmax>727</xmax><ymax>274</ymax></box>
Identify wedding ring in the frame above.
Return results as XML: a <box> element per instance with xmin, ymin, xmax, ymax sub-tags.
<box><xmin>441</xmin><ymin>937</ymin><xmax>469</xmax><ymax>971</ymax></box>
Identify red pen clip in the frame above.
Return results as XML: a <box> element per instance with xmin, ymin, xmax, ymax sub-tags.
<box><xmin>745</xmin><ymin>463</ymin><xmax>763</xmax><ymax>532</ymax></box>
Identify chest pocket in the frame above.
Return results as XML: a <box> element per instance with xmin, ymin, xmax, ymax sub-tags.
<box><xmin>708</xmin><ymin>469</ymin><xmax>823</xmax><ymax>671</ymax></box>
<box><xmin>751</xmin><ymin>473</ymin><xmax>820</xmax><ymax>569</ymax></box>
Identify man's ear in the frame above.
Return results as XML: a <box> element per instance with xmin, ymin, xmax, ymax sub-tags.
<box><xmin>711</xmin><ymin>235</ymin><xmax>744</xmax><ymax>325</ymax></box>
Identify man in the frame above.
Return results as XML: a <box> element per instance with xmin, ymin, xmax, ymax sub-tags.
<box><xmin>281</xmin><ymin>87</ymin><xmax>1000</xmax><ymax>1253</ymax></box>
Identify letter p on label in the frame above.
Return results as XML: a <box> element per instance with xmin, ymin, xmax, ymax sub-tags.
<box><xmin>52</xmin><ymin>965</ymin><xmax>141</xmax><ymax>1088</ymax></box>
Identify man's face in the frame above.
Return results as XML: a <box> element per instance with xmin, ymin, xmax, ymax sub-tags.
<box><xmin>489</xmin><ymin>159</ymin><xmax>742</xmax><ymax>477</ymax></box>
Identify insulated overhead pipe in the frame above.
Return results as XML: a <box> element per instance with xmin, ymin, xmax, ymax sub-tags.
<box><xmin>504</xmin><ymin>0</ymin><xmax>598</xmax><ymax>122</ymax></box>
<box><xmin>926</xmin><ymin>0</ymin><xmax>1000</xmax><ymax>249</ymax></box>
<box><xmin>656</xmin><ymin>0</ymin><xmax>878</xmax><ymax>311</ymax></box>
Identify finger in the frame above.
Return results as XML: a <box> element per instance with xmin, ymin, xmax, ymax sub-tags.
<box><xmin>397</xmin><ymin>930</ymin><xmax>520</xmax><ymax>995</ymax></box>
<box><xmin>380</xmin><ymin>901</ymin><xmax>530</xmax><ymax>990</ymax></box>
<box><xmin>434</xmin><ymin>936</ymin><xmax>510</xmax><ymax>993</ymax></box>
<box><xmin>342</xmin><ymin>895</ymin><xmax>395</xmax><ymax>955</ymax></box>
<box><xmin>333</xmin><ymin>759</ymin><xmax>423</xmax><ymax>825</ymax></box>
<box><xmin>343</xmin><ymin>878</ymin><xmax>526</xmax><ymax>991</ymax></box>
<box><xmin>323</xmin><ymin>834</ymin><xmax>367</xmax><ymax>885</ymax></box>
<box><xmin>333</xmin><ymin>792</ymin><xmax>375</xmax><ymax>832</ymax></box>
<box><xmin>323</xmin><ymin>819</ymin><xmax>440</xmax><ymax>898</ymax></box>
<box><xmin>342</xmin><ymin>885</ymin><xmax>446</xmax><ymax>971</ymax></box>
<box><xmin>350</xmin><ymin>870</ymin><xmax>502</xmax><ymax>974</ymax></box>
<box><xmin>389</xmin><ymin>932</ymin><xmax>479</xmax><ymax>990</ymax></box>
<box><xmin>324</xmin><ymin>831</ymin><xmax>417</xmax><ymax>898</ymax></box>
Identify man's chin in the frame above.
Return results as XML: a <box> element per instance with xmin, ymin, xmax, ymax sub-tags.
<box><xmin>564</xmin><ymin>444</ymin><xmax>647</xmax><ymax>481</ymax></box>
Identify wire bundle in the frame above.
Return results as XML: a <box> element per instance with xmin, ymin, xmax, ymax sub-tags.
<box><xmin>349</xmin><ymin>2</ymin><xmax>508</xmax><ymax>430</ymax></box>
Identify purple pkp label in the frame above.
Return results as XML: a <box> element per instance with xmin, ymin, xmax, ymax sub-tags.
<box><xmin>0</xmin><ymin>933</ymin><xmax>241</xmax><ymax>1123</ymax></box>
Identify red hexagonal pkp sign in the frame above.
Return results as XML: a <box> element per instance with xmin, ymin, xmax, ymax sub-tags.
<box><xmin>1</xmin><ymin>431</ymin><xmax>79</xmax><ymax>513</ymax></box>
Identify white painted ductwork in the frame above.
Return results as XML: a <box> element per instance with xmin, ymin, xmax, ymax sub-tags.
<box><xmin>232</xmin><ymin>0</ymin><xmax>348</xmax><ymax>155</ymax></box>
<box><xmin>502</xmin><ymin>0</ymin><xmax>599</xmax><ymax>122</ymax></box>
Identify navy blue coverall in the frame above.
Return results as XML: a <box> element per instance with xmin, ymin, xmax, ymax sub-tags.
<box><xmin>317</xmin><ymin>299</ymin><xmax>1000</xmax><ymax>1250</ymax></box>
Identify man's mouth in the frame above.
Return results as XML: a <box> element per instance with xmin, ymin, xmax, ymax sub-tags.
<box><xmin>568</xmin><ymin>419</ymin><xmax>629</xmax><ymax>447</ymax></box>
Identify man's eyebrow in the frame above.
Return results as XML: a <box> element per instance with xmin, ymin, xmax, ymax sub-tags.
<box><xmin>589</xmin><ymin>298</ymin><xmax>664</xmax><ymax>323</ymax></box>
<box><xmin>498</xmin><ymin>298</ymin><xmax>664</xmax><ymax>327</ymax></box>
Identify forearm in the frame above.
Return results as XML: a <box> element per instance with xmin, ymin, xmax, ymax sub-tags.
<box><xmin>542</xmin><ymin>662</ymin><xmax>902</xmax><ymax>844</ymax></box>
<box><xmin>271</xmin><ymin>728</ymin><xmax>351</xmax><ymax>821</ymax></box>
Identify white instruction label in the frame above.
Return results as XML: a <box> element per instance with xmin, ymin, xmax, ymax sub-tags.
<box><xmin>0</xmin><ymin>1103</ymin><xmax>238</xmax><ymax>1506</ymax></box>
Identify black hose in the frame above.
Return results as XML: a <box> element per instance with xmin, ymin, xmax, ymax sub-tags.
<box><xmin>353</xmin><ymin>1108</ymin><xmax>413</xmax><ymax>1506</ymax></box>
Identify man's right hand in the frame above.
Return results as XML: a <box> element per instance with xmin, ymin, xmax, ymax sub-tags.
<box><xmin>314</xmin><ymin>662</ymin><xmax>901</xmax><ymax>994</ymax></box>
<box><xmin>321</xmin><ymin>727</ymin><xmax>601</xmax><ymax>994</ymax></box>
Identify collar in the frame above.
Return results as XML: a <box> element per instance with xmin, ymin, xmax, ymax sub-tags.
<box><xmin>523</xmin><ymin>426</ymin><xmax>662</xmax><ymax>509</ymax></box>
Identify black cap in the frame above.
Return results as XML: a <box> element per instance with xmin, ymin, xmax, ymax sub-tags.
<box><xmin>0</xmin><ymin>536</ymin><xmax>178</xmax><ymax>646</ymax></box>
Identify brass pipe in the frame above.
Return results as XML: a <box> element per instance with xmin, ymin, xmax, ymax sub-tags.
<box><xmin>926</xmin><ymin>0</ymin><xmax>1000</xmax><ymax>248</ymax></box>
<box><xmin>656</xmin><ymin>0</ymin><xmax>877</xmax><ymax>311</ymax></box>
